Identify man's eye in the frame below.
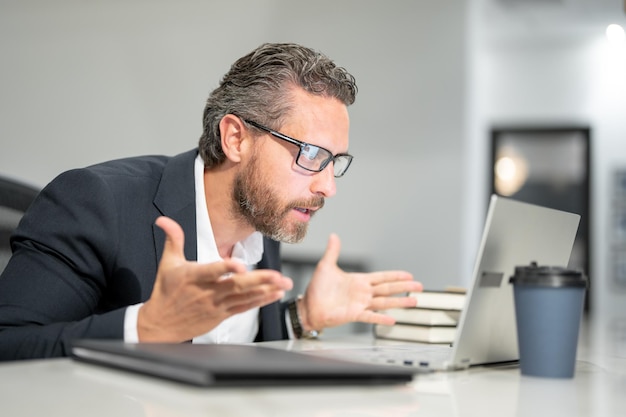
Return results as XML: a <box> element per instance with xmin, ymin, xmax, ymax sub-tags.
<box><xmin>302</xmin><ymin>145</ymin><xmax>320</xmax><ymax>160</ymax></box>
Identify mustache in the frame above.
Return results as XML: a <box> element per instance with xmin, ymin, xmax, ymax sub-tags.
<box><xmin>287</xmin><ymin>196</ymin><xmax>325</xmax><ymax>211</ymax></box>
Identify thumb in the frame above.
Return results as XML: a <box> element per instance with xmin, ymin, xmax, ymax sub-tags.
<box><xmin>155</xmin><ymin>216</ymin><xmax>187</xmax><ymax>265</ymax></box>
<box><xmin>320</xmin><ymin>233</ymin><xmax>341</xmax><ymax>267</ymax></box>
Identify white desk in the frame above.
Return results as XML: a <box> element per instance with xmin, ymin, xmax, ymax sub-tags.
<box><xmin>1</xmin><ymin>316</ymin><xmax>624</xmax><ymax>417</ymax></box>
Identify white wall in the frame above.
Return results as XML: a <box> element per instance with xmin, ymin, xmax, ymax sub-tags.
<box><xmin>0</xmin><ymin>1</ymin><xmax>468</xmax><ymax>291</ymax></box>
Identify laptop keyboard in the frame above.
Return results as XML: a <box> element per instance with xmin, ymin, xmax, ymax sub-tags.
<box><xmin>306</xmin><ymin>344</ymin><xmax>454</xmax><ymax>369</ymax></box>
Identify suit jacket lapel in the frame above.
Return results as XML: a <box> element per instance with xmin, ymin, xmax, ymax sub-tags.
<box><xmin>152</xmin><ymin>149</ymin><xmax>199</xmax><ymax>263</ymax></box>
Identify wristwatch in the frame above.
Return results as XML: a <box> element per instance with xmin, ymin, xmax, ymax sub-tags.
<box><xmin>287</xmin><ymin>295</ymin><xmax>321</xmax><ymax>339</ymax></box>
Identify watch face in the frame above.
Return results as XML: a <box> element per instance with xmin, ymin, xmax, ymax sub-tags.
<box><xmin>302</xmin><ymin>329</ymin><xmax>320</xmax><ymax>339</ymax></box>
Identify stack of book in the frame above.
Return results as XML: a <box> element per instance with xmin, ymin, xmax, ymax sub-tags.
<box><xmin>374</xmin><ymin>288</ymin><xmax>467</xmax><ymax>344</ymax></box>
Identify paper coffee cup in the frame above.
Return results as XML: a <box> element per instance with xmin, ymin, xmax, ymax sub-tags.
<box><xmin>509</xmin><ymin>262</ymin><xmax>587</xmax><ymax>378</ymax></box>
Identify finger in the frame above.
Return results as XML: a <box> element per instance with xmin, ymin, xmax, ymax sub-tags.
<box><xmin>155</xmin><ymin>216</ymin><xmax>187</xmax><ymax>265</ymax></box>
<box><xmin>231</xmin><ymin>269</ymin><xmax>293</xmax><ymax>291</ymax></box>
<box><xmin>370</xmin><ymin>295</ymin><xmax>420</xmax><ymax>311</ymax></box>
<box><xmin>213</xmin><ymin>270</ymin><xmax>293</xmax><ymax>296</ymax></box>
<box><xmin>371</xmin><ymin>280</ymin><xmax>424</xmax><ymax>297</ymax></box>
<box><xmin>191</xmin><ymin>259</ymin><xmax>250</xmax><ymax>284</ymax></box>
<box><xmin>355</xmin><ymin>310</ymin><xmax>397</xmax><ymax>326</ymax></box>
<box><xmin>223</xmin><ymin>289</ymin><xmax>288</xmax><ymax>314</ymax></box>
<box><xmin>319</xmin><ymin>233</ymin><xmax>341</xmax><ymax>267</ymax></box>
<box><xmin>367</xmin><ymin>270</ymin><xmax>415</xmax><ymax>285</ymax></box>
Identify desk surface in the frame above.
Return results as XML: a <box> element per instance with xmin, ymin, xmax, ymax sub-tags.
<box><xmin>1</xmin><ymin>316</ymin><xmax>625</xmax><ymax>417</ymax></box>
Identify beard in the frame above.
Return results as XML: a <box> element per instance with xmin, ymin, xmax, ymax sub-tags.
<box><xmin>232</xmin><ymin>151</ymin><xmax>325</xmax><ymax>244</ymax></box>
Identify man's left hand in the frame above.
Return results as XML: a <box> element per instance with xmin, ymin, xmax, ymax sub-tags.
<box><xmin>299</xmin><ymin>233</ymin><xmax>423</xmax><ymax>333</ymax></box>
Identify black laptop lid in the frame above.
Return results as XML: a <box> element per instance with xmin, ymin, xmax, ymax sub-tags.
<box><xmin>71</xmin><ymin>340</ymin><xmax>414</xmax><ymax>387</ymax></box>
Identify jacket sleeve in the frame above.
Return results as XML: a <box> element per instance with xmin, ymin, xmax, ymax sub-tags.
<box><xmin>0</xmin><ymin>169</ymin><xmax>128</xmax><ymax>360</ymax></box>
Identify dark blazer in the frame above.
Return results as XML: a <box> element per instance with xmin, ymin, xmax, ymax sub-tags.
<box><xmin>0</xmin><ymin>149</ymin><xmax>287</xmax><ymax>360</ymax></box>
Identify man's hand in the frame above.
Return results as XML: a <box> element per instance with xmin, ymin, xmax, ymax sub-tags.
<box><xmin>138</xmin><ymin>216</ymin><xmax>293</xmax><ymax>342</ymax></box>
<box><xmin>299</xmin><ymin>234</ymin><xmax>423</xmax><ymax>333</ymax></box>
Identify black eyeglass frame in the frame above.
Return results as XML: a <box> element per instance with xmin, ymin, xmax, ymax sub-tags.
<box><xmin>243</xmin><ymin>119</ymin><xmax>353</xmax><ymax>178</ymax></box>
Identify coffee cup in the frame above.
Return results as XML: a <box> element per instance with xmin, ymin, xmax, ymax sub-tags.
<box><xmin>509</xmin><ymin>261</ymin><xmax>587</xmax><ymax>378</ymax></box>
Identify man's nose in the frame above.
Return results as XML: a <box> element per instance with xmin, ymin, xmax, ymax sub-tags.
<box><xmin>311</xmin><ymin>163</ymin><xmax>337</xmax><ymax>197</ymax></box>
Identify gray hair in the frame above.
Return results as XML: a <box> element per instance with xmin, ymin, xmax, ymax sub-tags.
<box><xmin>198</xmin><ymin>43</ymin><xmax>358</xmax><ymax>168</ymax></box>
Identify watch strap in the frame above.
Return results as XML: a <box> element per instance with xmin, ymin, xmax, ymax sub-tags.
<box><xmin>287</xmin><ymin>295</ymin><xmax>320</xmax><ymax>339</ymax></box>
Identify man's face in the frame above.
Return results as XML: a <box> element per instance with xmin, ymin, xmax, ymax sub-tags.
<box><xmin>233</xmin><ymin>88</ymin><xmax>350</xmax><ymax>243</ymax></box>
<box><xmin>232</xmin><ymin>149</ymin><xmax>324</xmax><ymax>243</ymax></box>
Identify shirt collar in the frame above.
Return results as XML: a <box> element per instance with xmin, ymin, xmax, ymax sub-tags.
<box><xmin>194</xmin><ymin>154</ymin><xmax>264</xmax><ymax>266</ymax></box>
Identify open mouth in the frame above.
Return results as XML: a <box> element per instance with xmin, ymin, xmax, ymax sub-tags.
<box><xmin>291</xmin><ymin>199</ymin><xmax>324</xmax><ymax>217</ymax></box>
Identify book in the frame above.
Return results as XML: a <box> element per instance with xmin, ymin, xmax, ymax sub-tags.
<box><xmin>374</xmin><ymin>323</ymin><xmax>457</xmax><ymax>344</ymax></box>
<box><xmin>381</xmin><ymin>307</ymin><xmax>461</xmax><ymax>326</ymax></box>
<box><xmin>408</xmin><ymin>289</ymin><xmax>467</xmax><ymax>311</ymax></box>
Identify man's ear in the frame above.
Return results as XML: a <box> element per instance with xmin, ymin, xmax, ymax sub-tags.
<box><xmin>219</xmin><ymin>114</ymin><xmax>248</xmax><ymax>163</ymax></box>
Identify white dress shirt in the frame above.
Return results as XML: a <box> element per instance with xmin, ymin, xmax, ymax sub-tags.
<box><xmin>123</xmin><ymin>155</ymin><xmax>264</xmax><ymax>343</ymax></box>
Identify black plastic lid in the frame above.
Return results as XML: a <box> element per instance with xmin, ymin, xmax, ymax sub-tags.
<box><xmin>509</xmin><ymin>261</ymin><xmax>588</xmax><ymax>288</ymax></box>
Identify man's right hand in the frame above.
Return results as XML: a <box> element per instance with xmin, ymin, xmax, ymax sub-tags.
<box><xmin>137</xmin><ymin>216</ymin><xmax>293</xmax><ymax>342</ymax></box>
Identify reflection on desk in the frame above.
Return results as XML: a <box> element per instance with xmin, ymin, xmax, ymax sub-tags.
<box><xmin>0</xmin><ymin>315</ymin><xmax>624</xmax><ymax>417</ymax></box>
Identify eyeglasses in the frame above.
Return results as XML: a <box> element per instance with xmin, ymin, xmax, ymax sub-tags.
<box><xmin>244</xmin><ymin>119</ymin><xmax>353</xmax><ymax>178</ymax></box>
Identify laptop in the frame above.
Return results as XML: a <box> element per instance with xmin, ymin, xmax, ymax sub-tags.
<box><xmin>70</xmin><ymin>340</ymin><xmax>414</xmax><ymax>387</ymax></box>
<box><xmin>308</xmin><ymin>195</ymin><xmax>581</xmax><ymax>371</ymax></box>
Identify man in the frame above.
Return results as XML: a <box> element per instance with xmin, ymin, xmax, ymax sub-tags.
<box><xmin>0</xmin><ymin>43</ymin><xmax>422</xmax><ymax>360</ymax></box>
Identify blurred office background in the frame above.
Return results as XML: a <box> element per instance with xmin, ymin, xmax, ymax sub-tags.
<box><xmin>1</xmin><ymin>0</ymin><xmax>625</xmax><ymax>331</ymax></box>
